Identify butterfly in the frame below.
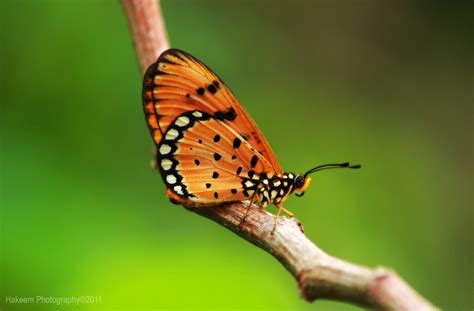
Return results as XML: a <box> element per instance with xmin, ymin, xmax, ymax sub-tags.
<box><xmin>142</xmin><ymin>49</ymin><xmax>360</xmax><ymax>217</ymax></box>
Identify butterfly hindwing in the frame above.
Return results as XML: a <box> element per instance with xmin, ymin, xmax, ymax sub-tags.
<box><xmin>174</xmin><ymin>118</ymin><xmax>271</xmax><ymax>203</ymax></box>
<box><xmin>143</xmin><ymin>49</ymin><xmax>281</xmax><ymax>205</ymax></box>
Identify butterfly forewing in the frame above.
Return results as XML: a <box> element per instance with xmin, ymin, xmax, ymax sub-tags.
<box><xmin>143</xmin><ymin>49</ymin><xmax>281</xmax><ymax>205</ymax></box>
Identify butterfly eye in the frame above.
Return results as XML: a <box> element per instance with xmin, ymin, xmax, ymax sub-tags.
<box><xmin>294</xmin><ymin>175</ymin><xmax>307</xmax><ymax>197</ymax></box>
<box><xmin>294</xmin><ymin>175</ymin><xmax>305</xmax><ymax>189</ymax></box>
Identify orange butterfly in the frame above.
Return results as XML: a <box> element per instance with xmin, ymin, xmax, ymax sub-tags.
<box><xmin>142</xmin><ymin>49</ymin><xmax>360</xmax><ymax>217</ymax></box>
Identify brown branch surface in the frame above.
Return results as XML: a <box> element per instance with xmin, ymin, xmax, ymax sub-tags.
<box><xmin>121</xmin><ymin>1</ymin><xmax>438</xmax><ymax>310</ymax></box>
<box><xmin>188</xmin><ymin>203</ymin><xmax>437</xmax><ymax>310</ymax></box>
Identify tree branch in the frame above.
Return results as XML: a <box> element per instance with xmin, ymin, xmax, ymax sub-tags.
<box><xmin>121</xmin><ymin>1</ymin><xmax>438</xmax><ymax>310</ymax></box>
<box><xmin>188</xmin><ymin>203</ymin><xmax>437</xmax><ymax>310</ymax></box>
<box><xmin>122</xmin><ymin>0</ymin><xmax>169</xmax><ymax>73</ymax></box>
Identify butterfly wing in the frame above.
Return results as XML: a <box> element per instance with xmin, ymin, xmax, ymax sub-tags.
<box><xmin>164</xmin><ymin>115</ymin><xmax>271</xmax><ymax>205</ymax></box>
<box><xmin>143</xmin><ymin>49</ymin><xmax>282</xmax><ymax>205</ymax></box>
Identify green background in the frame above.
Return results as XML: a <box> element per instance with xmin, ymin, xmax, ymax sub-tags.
<box><xmin>1</xmin><ymin>1</ymin><xmax>472</xmax><ymax>310</ymax></box>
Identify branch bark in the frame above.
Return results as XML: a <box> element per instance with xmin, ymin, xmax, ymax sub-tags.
<box><xmin>188</xmin><ymin>203</ymin><xmax>437</xmax><ymax>310</ymax></box>
<box><xmin>122</xmin><ymin>0</ymin><xmax>169</xmax><ymax>73</ymax></box>
<box><xmin>121</xmin><ymin>1</ymin><xmax>438</xmax><ymax>310</ymax></box>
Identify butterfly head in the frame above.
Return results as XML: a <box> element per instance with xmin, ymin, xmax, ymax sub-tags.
<box><xmin>294</xmin><ymin>162</ymin><xmax>361</xmax><ymax>197</ymax></box>
<box><xmin>293</xmin><ymin>174</ymin><xmax>311</xmax><ymax>196</ymax></box>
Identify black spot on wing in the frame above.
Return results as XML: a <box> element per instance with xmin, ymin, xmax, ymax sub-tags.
<box><xmin>214</xmin><ymin>107</ymin><xmax>237</xmax><ymax>121</ymax></box>
<box><xmin>250</xmin><ymin>155</ymin><xmax>259</xmax><ymax>168</ymax></box>
<box><xmin>214</xmin><ymin>111</ymin><xmax>225</xmax><ymax>120</ymax></box>
<box><xmin>233</xmin><ymin>138</ymin><xmax>241</xmax><ymax>148</ymax></box>
<box><xmin>225</xmin><ymin>107</ymin><xmax>236</xmax><ymax>120</ymax></box>
<box><xmin>207</xmin><ymin>84</ymin><xmax>217</xmax><ymax>94</ymax></box>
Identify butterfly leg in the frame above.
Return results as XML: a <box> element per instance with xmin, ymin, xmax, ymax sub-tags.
<box><xmin>238</xmin><ymin>189</ymin><xmax>268</xmax><ymax>229</ymax></box>
<box><xmin>271</xmin><ymin>205</ymin><xmax>294</xmax><ymax>234</ymax></box>
<box><xmin>238</xmin><ymin>191</ymin><xmax>259</xmax><ymax>229</ymax></box>
<box><xmin>276</xmin><ymin>205</ymin><xmax>294</xmax><ymax>218</ymax></box>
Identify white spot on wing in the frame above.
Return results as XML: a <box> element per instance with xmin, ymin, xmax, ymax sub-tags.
<box><xmin>192</xmin><ymin>111</ymin><xmax>203</xmax><ymax>118</ymax></box>
<box><xmin>166</xmin><ymin>174</ymin><xmax>177</xmax><ymax>184</ymax></box>
<box><xmin>245</xmin><ymin>180</ymin><xmax>254</xmax><ymax>188</ymax></box>
<box><xmin>273</xmin><ymin>180</ymin><xmax>281</xmax><ymax>187</ymax></box>
<box><xmin>165</xmin><ymin>129</ymin><xmax>179</xmax><ymax>140</ymax></box>
<box><xmin>159</xmin><ymin>144</ymin><xmax>171</xmax><ymax>155</ymax></box>
<box><xmin>175</xmin><ymin>116</ymin><xmax>190</xmax><ymax>127</ymax></box>
<box><xmin>174</xmin><ymin>185</ymin><xmax>183</xmax><ymax>195</ymax></box>
<box><xmin>161</xmin><ymin>158</ymin><xmax>172</xmax><ymax>171</ymax></box>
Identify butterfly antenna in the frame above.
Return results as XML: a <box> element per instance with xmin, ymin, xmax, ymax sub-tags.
<box><xmin>304</xmin><ymin>162</ymin><xmax>361</xmax><ymax>177</ymax></box>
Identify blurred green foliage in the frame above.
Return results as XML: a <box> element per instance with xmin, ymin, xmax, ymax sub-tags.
<box><xmin>1</xmin><ymin>1</ymin><xmax>472</xmax><ymax>310</ymax></box>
